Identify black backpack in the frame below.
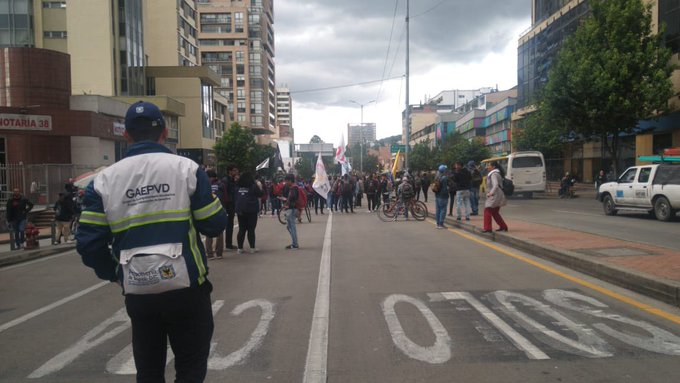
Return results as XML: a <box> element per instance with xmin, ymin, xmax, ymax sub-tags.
<box><xmin>501</xmin><ymin>178</ymin><xmax>514</xmax><ymax>196</ymax></box>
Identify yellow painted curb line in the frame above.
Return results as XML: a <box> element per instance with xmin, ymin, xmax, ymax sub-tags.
<box><xmin>427</xmin><ymin>219</ymin><xmax>680</xmax><ymax>325</ymax></box>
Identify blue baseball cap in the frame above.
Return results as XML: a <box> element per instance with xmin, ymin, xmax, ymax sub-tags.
<box><xmin>438</xmin><ymin>164</ymin><xmax>447</xmax><ymax>173</ymax></box>
<box><xmin>125</xmin><ymin>101</ymin><xmax>165</xmax><ymax>131</ymax></box>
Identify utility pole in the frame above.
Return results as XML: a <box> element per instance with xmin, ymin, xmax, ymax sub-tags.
<box><xmin>349</xmin><ymin>99</ymin><xmax>375</xmax><ymax>173</ymax></box>
<box><xmin>404</xmin><ymin>0</ymin><xmax>410</xmax><ymax>170</ymax></box>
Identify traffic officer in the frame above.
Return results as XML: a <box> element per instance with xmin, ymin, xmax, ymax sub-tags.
<box><xmin>76</xmin><ymin>101</ymin><xmax>227</xmax><ymax>383</ymax></box>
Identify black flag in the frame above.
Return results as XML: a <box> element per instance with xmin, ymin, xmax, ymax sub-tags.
<box><xmin>273</xmin><ymin>143</ymin><xmax>285</xmax><ymax>171</ymax></box>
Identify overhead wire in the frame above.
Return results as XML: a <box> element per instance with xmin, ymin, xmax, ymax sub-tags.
<box><xmin>375</xmin><ymin>0</ymin><xmax>401</xmax><ymax>104</ymax></box>
<box><xmin>411</xmin><ymin>0</ymin><xmax>448</xmax><ymax>18</ymax></box>
<box><xmin>289</xmin><ymin>75</ymin><xmax>404</xmax><ymax>95</ymax></box>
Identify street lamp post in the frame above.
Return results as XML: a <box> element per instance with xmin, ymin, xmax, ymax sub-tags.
<box><xmin>349</xmin><ymin>99</ymin><xmax>375</xmax><ymax>174</ymax></box>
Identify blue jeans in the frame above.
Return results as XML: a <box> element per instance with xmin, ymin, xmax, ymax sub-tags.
<box><xmin>469</xmin><ymin>187</ymin><xmax>479</xmax><ymax>214</ymax></box>
<box><xmin>456</xmin><ymin>190</ymin><xmax>471</xmax><ymax>219</ymax></box>
<box><xmin>435</xmin><ymin>196</ymin><xmax>448</xmax><ymax>226</ymax></box>
<box><xmin>285</xmin><ymin>209</ymin><xmax>298</xmax><ymax>247</ymax></box>
<box><xmin>11</xmin><ymin>219</ymin><xmax>26</xmax><ymax>247</ymax></box>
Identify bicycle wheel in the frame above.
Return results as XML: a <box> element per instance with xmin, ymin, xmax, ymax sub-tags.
<box><xmin>377</xmin><ymin>202</ymin><xmax>395</xmax><ymax>222</ymax></box>
<box><xmin>305</xmin><ymin>206</ymin><xmax>312</xmax><ymax>222</ymax></box>
<box><xmin>278</xmin><ymin>209</ymin><xmax>287</xmax><ymax>225</ymax></box>
<box><xmin>410</xmin><ymin>202</ymin><xmax>427</xmax><ymax>221</ymax></box>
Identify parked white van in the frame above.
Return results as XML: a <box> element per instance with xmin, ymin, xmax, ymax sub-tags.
<box><xmin>481</xmin><ymin>151</ymin><xmax>546</xmax><ymax>197</ymax></box>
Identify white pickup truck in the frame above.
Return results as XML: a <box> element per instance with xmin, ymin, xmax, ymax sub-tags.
<box><xmin>598</xmin><ymin>164</ymin><xmax>680</xmax><ymax>221</ymax></box>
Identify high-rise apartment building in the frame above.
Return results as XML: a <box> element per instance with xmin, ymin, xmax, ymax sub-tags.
<box><xmin>197</xmin><ymin>0</ymin><xmax>276</xmax><ymax>139</ymax></box>
<box><xmin>143</xmin><ymin>0</ymin><xmax>230</xmax><ymax>165</ymax></box>
<box><xmin>144</xmin><ymin>0</ymin><xmax>199</xmax><ymax>67</ymax></box>
<box><xmin>31</xmin><ymin>0</ymin><xmax>145</xmax><ymax>97</ymax></box>
<box><xmin>347</xmin><ymin>123</ymin><xmax>376</xmax><ymax>148</ymax></box>
<box><xmin>275</xmin><ymin>87</ymin><xmax>293</xmax><ymax>141</ymax></box>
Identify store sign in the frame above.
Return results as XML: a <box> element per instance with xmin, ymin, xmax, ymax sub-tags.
<box><xmin>0</xmin><ymin>114</ymin><xmax>52</xmax><ymax>131</ymax></box>
<box><xmin>113</xmin><ymin>122</ymin><xmax>125</xmax><ymax>136</ymax></box>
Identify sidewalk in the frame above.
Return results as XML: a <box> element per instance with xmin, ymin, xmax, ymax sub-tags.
<box><xmin>421</xmin><ymin>197</ymin><xmax>680</xmax><ymax>306</ymax></box>
<box><xmin>0</xmin><ymin>226</ymin><xmax>76</xmax><ymax>267</ymax></box>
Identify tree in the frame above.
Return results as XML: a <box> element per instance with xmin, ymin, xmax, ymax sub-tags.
<box><xmin>438</xmin><ymin>133</ymin><xmax>490</xmax><ymax>166</ymax></box>
<box><xmin>537</xmin><ymin>0</ymin><xmax>674</xmax><ymax>173</ymax></box>
<box><xmin>294</xmin><ymin>157</ymin><xmax>314</xmax><ymax>180</ymax></box>
<box><xmin>214</xmin><ymin>122</ymin><xmax>278</xmax><ymax>175</ymax></box>
<box><xmin>513</xmin><ymin>110</ymin><xmax>567</xmax><ymax>158</ymax></box>
<box><xmin>310</xmin><ymin>135</ymin><xmax>325</xmax><ymax>144</ymax></box>
<box><xmin>409</xmin><ymin>140</ymin><xmax>435</xmax><ymax>172</ymax></box>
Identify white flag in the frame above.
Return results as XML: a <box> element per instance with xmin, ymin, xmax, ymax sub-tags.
<box><xmin>313</xmin><ymin>153</ymin><xmax>331</xmax><ymax>200</ymax></box>
<box><xmin>335</xmin><ymin>134</ymin><xmax>347</xmax><ymax>165</ymax></box>
<box><xmin>255</xmin><ymin>157</ymin><xmax>269</xmax><ymax>170</ymax></box>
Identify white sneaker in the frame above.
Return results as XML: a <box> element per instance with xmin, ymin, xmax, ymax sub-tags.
<box><xmin>237</xmin><ymin>248</ymin><xmax>243</xmax><ymax>254</ymax></box>
<box><xmin>250</xmin><ymin>248</ymin><xmax>259</xmax><ymax>254</ymax></box>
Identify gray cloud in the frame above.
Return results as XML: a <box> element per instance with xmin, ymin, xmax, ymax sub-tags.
<box><xmin>275</xmin><ymin>0</ymin><xmax>530</xmax><ymax>105</ymax></box>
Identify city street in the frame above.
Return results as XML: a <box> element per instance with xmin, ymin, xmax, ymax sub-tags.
<box><xmin>501</xmin><ymin>194</ymin><xmax>680</xmax><ymax>250</ymax></box>
<box><xmin>1</xmin><ymin>207</ymin><xmax>680</xmax><ymax>382</ymax></box>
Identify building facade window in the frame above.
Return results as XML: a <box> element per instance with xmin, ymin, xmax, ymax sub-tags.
<box><xmin>42</xmin><ymin>1</ymin><xmax>65</xmax><ymax>8</ymax></box>
<box><xmin>0</xmin><ymin>0</ymin><xmax>35</xmax><ymax>47</ymax></box>
<box><xmin>201</xmin><ymin>81</ymin><xmax>214</xmax><ymax>139</ymax></box>
<box><xmin>43</xmin><ymin>30</ymin><xmax>66</xmax><ymax>38</ymax></box>
<box><xmin>660</xmin><ymin>0</ymin><xmax>680</xmax><ymax>53</ymax></box>
<box><xmin>119</xmin><ymin>0</ymin><xmax>144</xmax><ymax>96</ymax></box>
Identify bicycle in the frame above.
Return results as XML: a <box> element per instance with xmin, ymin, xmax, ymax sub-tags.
<box><xmin>377</xmin><ymin>195</ymin><xmax>427</xmax><ymax>222</ymax></box>
<box><xmin>277</xmin><ymin>197</ymin><xmax>311</xmax><ymax>225</ymax></box>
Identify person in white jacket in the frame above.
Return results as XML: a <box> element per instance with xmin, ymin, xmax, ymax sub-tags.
<box><xmin>482</xmin><ymin>161</ymin><xmax>509</xmax><ymax>233</ymax></box>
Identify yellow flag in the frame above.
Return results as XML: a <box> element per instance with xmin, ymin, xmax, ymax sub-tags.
<box><xmin>392</xmin><ymin>149</ymin><xmax>401</xmax><ymax>178</ymax></box>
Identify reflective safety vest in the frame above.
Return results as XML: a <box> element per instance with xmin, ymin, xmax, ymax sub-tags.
<box><xmin>77</xmin><ymin>142</ymin><xmax>226</xmax><ymax>294</ymax></box>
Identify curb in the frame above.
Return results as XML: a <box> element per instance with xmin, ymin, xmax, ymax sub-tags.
<box><xmin>0</xmin><ymin>232</ymin><xmax>53</xmax><ymax>245</ymax></box>
<box><xmin>0</xmin><ymin>244</ymin><xmax>77</xmax><ymax>267</ymax></box>
<box><xmin>430</xmin><ymin>213</ymin><xmax>680</xmax><ymax>307</ymax></box>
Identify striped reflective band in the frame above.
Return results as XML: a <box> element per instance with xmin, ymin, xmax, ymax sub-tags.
<box><xmin>108</xmin><ymin>209</ymin><xmax>191</xmax><ymax>233</ymax></box>
<box><xmin>193</xmin><ymin>198</ymin><xmax>223</xmax><ymax>221</ymax></box>
<box><xmin>80</xmin><ymin>211</ymin><xmax>108</xmax><ymax>226</ymax></box>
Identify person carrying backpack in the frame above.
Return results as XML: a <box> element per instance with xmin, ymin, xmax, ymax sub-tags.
<box><xmin>468</xmin><ymin>160</ymin><xmax>482</xmax><ymax>216</ymax></box>
<box><xmin>482</xmin><ymin>161</ymin><xmax>508</xmax><ymax>233</ymax></box>
<box><xmin>54</xmin><ymin>192</ymin><xmax>75</xmax><ymax>244</ymax></box>
<box><xmin>341</xmin><ymin>175</ymin><xmax>354</xmax><ymax>213</ymax></box>
<box><xmin>434</xmin><ymin>165</ymin><xmax>450</xmax><ymax>229</ymax></box>
<box><xmin>366</xmin><ymin>174</ymin><xmax>378</xmax><ymax>212</ymax></box>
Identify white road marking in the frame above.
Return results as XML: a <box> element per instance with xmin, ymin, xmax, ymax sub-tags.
<box><xmin>106</xmin><ymin>300</ymin><xmax>226</xmax><ymax>375</ymax></box>
<box><xmin>543</xmin><ymin>289</ymin><xmax>680</xmax><ymax>355</ymax></box>
<box><xmin>302</xmin><ymin>214</ymin><xmax>333</xmax><ymax>383</ymax></box>
<box><xmin>488</xmin><ymin>290</ymin><xmax>613</xmax><ymax>358</ymax></box>
<box><xmin>382</xmin><ymin>294</ymin><xmax>452</xmax><ymax>364</ymax></box>
<box><xmin>0</xmin><ymin>281</ymin><xmax>109</xmax><ymax>334</ymax></box>
<box><xmin>439</xmin><ymin>292</ymin><xmax>549</xmax><ymax>360</ymax></box>
<box><xmin>209</xmin><ymin>299</ymin><xmax>276</xmax><ymax>369</ymax></box>
<box><xmin>29</xmin><ymin>307</ymin><xmax>131</xmax><ymax>378</ymax></box>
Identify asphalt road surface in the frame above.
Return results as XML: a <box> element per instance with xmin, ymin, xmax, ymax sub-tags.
<box><xmin>501</xmin><ymin>195</ymin><xmax>680</xmax><ymax>250</ymax></box>
<box><xmin>1</xmin><ymin>210</ymin><xmax>680</xmax><ymax>382</ymax></box>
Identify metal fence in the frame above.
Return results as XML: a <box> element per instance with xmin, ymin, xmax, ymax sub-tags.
<box><xmin>0</xmin><ymin>163</ymin><xmax>99</xmax><ymax>207</ymax></box>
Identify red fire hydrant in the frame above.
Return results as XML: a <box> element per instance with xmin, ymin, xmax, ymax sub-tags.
<box><xmin>24</xmin><ymin>223</ymin><xmax>40</xmax><ymax>250</ymax></box>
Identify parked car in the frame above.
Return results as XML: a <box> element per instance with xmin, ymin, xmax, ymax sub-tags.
<box><xmin>598</xmin><ymin>164</ymin><xmax>680</xmax><ymax>221</ymax></box>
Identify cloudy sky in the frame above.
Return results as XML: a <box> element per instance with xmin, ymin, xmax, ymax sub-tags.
<box><xmin>274</xmin><ymin>0</ymin><xmax>531</xmax><ymax>147</ymax></box>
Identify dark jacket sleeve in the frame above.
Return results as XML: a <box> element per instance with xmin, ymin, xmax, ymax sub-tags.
<box><xmin>76</xmin><ymin>181</ymin><xmax>118</xmax><ymax>282</ymax></box>
<box><xmin>191</xmin><ymin>169</ymin><xmax>228</xmax><ymax>237</ymax></box>
<box><xmin>23</xmin><ymin>198</ymin><xmax>34</xmax><ymax>214</ymax></box>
